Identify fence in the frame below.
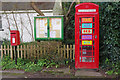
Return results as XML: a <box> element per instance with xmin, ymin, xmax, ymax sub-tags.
<box><xmin>0</xmin><ymin>44</ymin><xmax>75</xmax><ymax>60</ymax></box>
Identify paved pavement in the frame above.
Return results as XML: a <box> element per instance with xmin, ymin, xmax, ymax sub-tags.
<box><xmin>0</xmin><ymin>68</ymin><xmax>106</xmax><ymax>78</ymax></box>
<box><xmin>1</xmin><ymin>70</ymin><xmax>25</xmax><ymax>78</ymax></box>
<box><xmin>75</xmin><ymin>69</ymin><xmax>104</xmax><ymax>78</ymax></box>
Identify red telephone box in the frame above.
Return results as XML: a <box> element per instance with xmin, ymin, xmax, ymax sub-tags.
<box><xmin>75</xmin><ymin>3</ymin><xmax>99</xmax><ymax>69</ymax></box>
<box><xmin>10</xmin><ymin>30</ymin><xmax>20</xmax><ymax>46</ymax></box>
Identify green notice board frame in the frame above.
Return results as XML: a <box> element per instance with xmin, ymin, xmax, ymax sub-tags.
<box><xmin>34</xmin><ymin>16</ymin><xmax>64</xmax><ymax>40</ymax></box>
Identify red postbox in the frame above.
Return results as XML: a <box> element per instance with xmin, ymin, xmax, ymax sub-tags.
<box><xmin>10</xmin><ymin>30</ymin><xmax>20</xmax><ymax>46</ymax></box>
<box><xmin>75</xmin><ymin>3</ymin><xmax>99</xmax><ymax>69</ymax></box>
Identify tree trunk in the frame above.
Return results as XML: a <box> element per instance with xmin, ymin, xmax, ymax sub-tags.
<box><xmin>31</xmin><ymin>2</ymin><xmax>45</xmax><ymax>16</ymax></box>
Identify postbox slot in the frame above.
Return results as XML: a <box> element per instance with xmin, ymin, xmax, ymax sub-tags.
<box><xmin>11</xmin><ymin>33</ymin><xmax>16</xmax><ymax>34</ymax></box>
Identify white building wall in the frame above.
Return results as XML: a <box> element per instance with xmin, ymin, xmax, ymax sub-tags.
<box><xmin>0</xmin><ymin>11</ymin><xmax>53</xmax><ymax>42</ymax></box>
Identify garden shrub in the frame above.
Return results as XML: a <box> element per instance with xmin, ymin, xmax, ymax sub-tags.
<box><xmin>1</xmin><ymin>56</ymin><xmax>70</xmax><ymax>72</ymax></box>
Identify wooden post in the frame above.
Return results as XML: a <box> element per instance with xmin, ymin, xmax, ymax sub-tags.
<box><xmin>37</xmin><ymin>45</ymin><xmax>39</xmax><ymax>59</ymax></box>
<box><xmin>73</xmin><ymin>45</ymin><xmax>75</xmax><ymax>59</ymax></box>
<box><xmin>34</xmin><ymin>45</ymin><xmax>36</xmax><ymax>59</ymax></box>
<box><xmin>21</xmin><ymin>45</ymin><xmax>23</xmax><ymax>59</ymax></box>
<box><xmin>40</xmin><ymin>46</ymin><xmax>42</xmax><ymax>55</ymax></box>
<box><xmin>1</xmin><ymin>45</ymin><xmax>3</xmax><ymax>60</ymax></box>
<box><xmin>24</xmin><ymin>45</ymin><xmax>26</xmax><ymax>59</ymax></box>
<box><xmin>61</xmin><ymin>45</ymin><xmax>63</xmax><ymax>57</ymax></box>
<box><xmin>58</xmin><ymin>45</ymin><xmax>60</xmax><ymax>55</ymax></box>
<box><xmin>44</xmin><ymin>46</ymin><xmax>45</xmax><ymax>55</ymax></box>
<box><xmin>30</xmin><ymin>44</ymin><xmax>33</xmax><ymax>58</ymax></box>
<box><xmin>7</xmin><ymin>45</ymin><xmax>9</xmax><ymax>56</ymax></box>
<box><xmin>17</xmin><ymin>45</ymin><xmax>19</xmax><ymax>58</ymax></box>
<box><xmin>4</xmin><ymin>45</ymin><xmax>6</xmax><ymax>56</ymax></box>
<box><xmin>10</xmin><ymin>45</ymin><xmax>13</xmax><ymax>60</ymax></box>
<box><xmin>27</xmin><ymin>45</ymin><xmax>29</xmax><ymax>59</ymax></box>
<box><xmin>67</xmin><ymin>45</ymin><xmax>69</xmax><ymax>59</ymax></box>
<box><xmin>70</xmin><ymin>45</ymin><xmax>72</xmax><ymax>59</ymax></box>
<box><xmin>64</xmin><ymin>45</ymin><xmax>66</xmax><ymax>58</ymax></box>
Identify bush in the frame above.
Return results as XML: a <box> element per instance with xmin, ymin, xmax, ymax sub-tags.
<box><xmin>97</xmin><ymin>2</ymin><xmax>120</xmax><ymax>75</ymax></box>
<box><xmin>1</xmin><ymin>56</ymin><xmax>71</xmax><ymax>72</ymax></box>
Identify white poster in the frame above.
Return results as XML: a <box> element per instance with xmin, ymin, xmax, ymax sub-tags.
<box><xmin>51</xmin><ymin>18</ymin><xmax>61</xmax><ymax>30</ymax></box>
<box><xmin>50</xmin><ymin>31</ymin><xmax>56</xmax><ymax>38</ymax></box>
<box><xmin>49</xmin><ymin>18</ymin><xmax>61</xmax><ymax>38</ymax></box>
<box><xmin>36</xmin><ymin>18</ymin><xmax>48</xmax><ymax>38</ymax></box>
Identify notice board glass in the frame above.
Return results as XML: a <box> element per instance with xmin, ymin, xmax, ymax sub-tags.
<box><xmin>34</xmin><ymin>16</ymin><xmax>64</xmax><ymax>40</ymax></box>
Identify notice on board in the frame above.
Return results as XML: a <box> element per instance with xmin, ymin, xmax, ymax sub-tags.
<box><xmin>49</xmin><ymin>18</ymin><xmax>61</xmax><ymax>38</ymax></box>
<box><xmin>36</xmin><ymin>18</ymin><xmax>48</xmax><ymax>38</ymax></box>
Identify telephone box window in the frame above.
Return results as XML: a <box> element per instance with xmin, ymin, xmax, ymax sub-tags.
<box><xmin>93</xmin><ymin>23</ymin><xmax>95</xmax><ymax>28</ymax></box>
<box><xmin>82</xmin><ymin>52</ymin><xmax>92</xmax><ymax>56</ymax></box>
<box><xmin>93</xmin><ymin>46</ymin><xmax>95</xmax><ymax>50</ymax></box>
<box><xmin>79</xmin><ymin>23</ymin><xmax>81</xmax><ymax>28</ymax></box>
<box><xmin>93</xmin><ymin>17</ymin><xmax>95</xmax><ymax>22</ymax></box>
<box><xmin>79</xmin><ymin>29</ymin><xmax>81</xmax><ymax>34</ymax></box>
<box><xmin>93</xmin><ymin>29</ymin><xmax>95</xmax><ymax>34</ymax></box>
<box><xmin>82</xmin><ymin>46</ymin><xmax>92</xmax><ymax>51</ymax></box>
<box><xmin>82</xmin><ymin>57</ymin><xmax>92</xmax><ymax>62</ymax></box>
<box><xmin>80</xmin><ymin>35</ymin><xmax>81</xmax><ymax>39</ymax></box>
<box><xmin>79</xmin><ymin>18</ymin><xmax>81</xmax><ymax>22</ymax></box>
<box><xmin>93</xmin><ymin>52</ymin><xmax>94</xmax><ymax>56</ymax></box>
<box><xmin>80</xmin><ymin>52</ymin><xmax>81</xmax><ymax>56</ymax></box>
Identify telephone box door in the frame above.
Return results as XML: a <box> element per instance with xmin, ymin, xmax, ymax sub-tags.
<box><xmin>75</xmin><ymin>3</ymin><xmax>99</xmax><ymax>69</ymax></box>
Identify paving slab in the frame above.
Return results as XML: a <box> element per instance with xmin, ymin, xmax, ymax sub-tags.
<box><xmin>0</xmin><ymin>70</ymin><xmax>25</xmax><ymax>78</ymax></box>
<box><xmin>75</xmin><ymin>69</ymin><xmax>103</xmax><ymax>77</ymax></box>
<box><xmin>0</xmin><ymin>70</ymin><xmax>24</xmax><ymax>73</ymax></box>
<box><xmin>42</xmin><ymin>68</ymin><xmax>71</xmax><ymax>74</ymax></box>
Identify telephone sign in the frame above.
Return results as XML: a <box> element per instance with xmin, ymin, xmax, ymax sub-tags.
<box><xmin>82</xmin><ymin>23</ymin><xmax>92</xmax><ymax>28</ymax></box>
<box><xmin>82</xmin><ymin>29</ymin><xmax>92</xmax><ymax>34</ymax></box>
<box><xmin>82</xmin><ymin>35</ymin><xmax>92</xmax><ymax>40</ymax></box>
<box><xmin>82</xmin><ymin>40</ymin><xmax>92</xmax><ymax>45</ymax></box>
<box><xmin>75</xmin><ymin>3</ymin><xmax>99</xmax><ymax>69</ymax></box>
<box><xmin>82</xmin><ymin>18</ymin><xmax>92</xmax><ymax>22</ymax></box>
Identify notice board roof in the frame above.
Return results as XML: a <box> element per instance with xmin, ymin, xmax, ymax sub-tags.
<box><xmin>2</xmin><ymin>2</ymin><xmax>55</xmax><ymax>11</ymax></box>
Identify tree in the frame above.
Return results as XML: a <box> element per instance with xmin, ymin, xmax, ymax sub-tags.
<box><xmin>30</xmin><ymin>1</ymin><xmax>78</xmax><ymax>40</ymax></box>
